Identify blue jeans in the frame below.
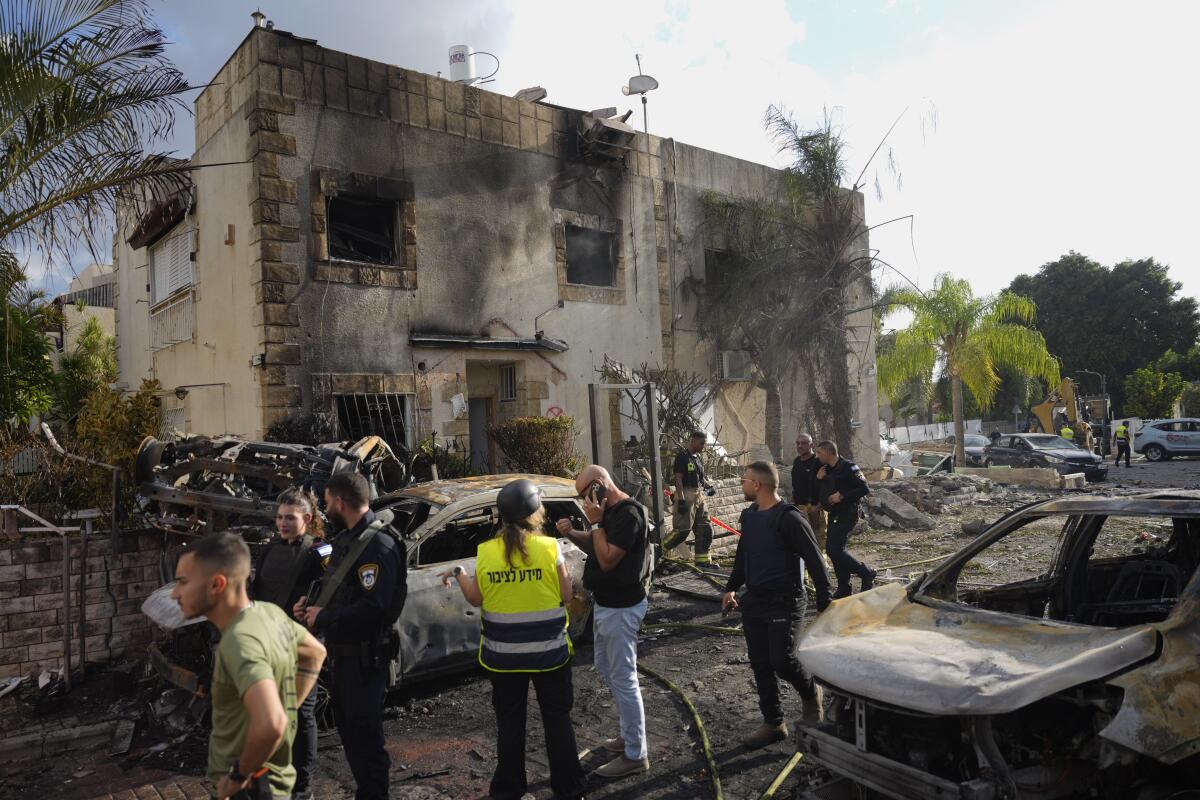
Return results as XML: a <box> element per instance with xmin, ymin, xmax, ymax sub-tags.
<box><xmin>593</xmin><ymin>599</ymin><xmax>648</xmax><ymax>760</ymax></box>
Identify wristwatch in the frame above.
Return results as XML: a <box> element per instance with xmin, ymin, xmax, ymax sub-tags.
<box><xmin>452</xmin><ymin>565</ymin><xmax>465</xmax><ymax>577</ymax></box>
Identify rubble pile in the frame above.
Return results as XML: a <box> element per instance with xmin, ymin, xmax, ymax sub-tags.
<box><xmin>866</xmin><ymin>474</ymin><xmax>1001</xmax><ymax>530</ymax></box>
<box><xmin>887</xmin><ymin>473</ymin><xmax>997</xmax><ymax>514</ymax></box>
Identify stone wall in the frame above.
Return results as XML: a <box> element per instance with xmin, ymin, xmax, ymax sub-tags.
<box><xmin>0</xmin><ymin>533</ymin><xmax>162</xmax><ymax>680</ymax></box>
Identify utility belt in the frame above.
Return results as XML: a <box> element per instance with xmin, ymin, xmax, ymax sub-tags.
<box><xmin>327</xmin><ymin>628</ymin><xmax>400</xmax><ymax>670</ymax></box>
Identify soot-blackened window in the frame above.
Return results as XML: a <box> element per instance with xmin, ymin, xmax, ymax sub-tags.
<box><xmin>704</xmin><ymin>249</ymin><xmax>734</xmax><ymax>293</ymax></box>
<box><xmin>565</xmin><ymin>225</ymin><xmax>617</xmax><ymax>286</ymax></box>
<box><xmin>328</xmin><ymin>195</ymin><xmax>399</xmax><ymax>265</ymax></box>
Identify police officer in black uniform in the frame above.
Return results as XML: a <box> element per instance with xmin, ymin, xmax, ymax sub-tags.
<box><xmin>294</xmin><ymin>472</ymin><xmax>406</xmax><ymax>800</ymax></box>
<box><xmin>251</xmin><ymin>486</ymin><xmax>332</xmax><ymax>800</ymax></box>
<box><xmin>815</xmin><ymin>440</ymin><xmax>875</xmax><ymax>599</ymax></box>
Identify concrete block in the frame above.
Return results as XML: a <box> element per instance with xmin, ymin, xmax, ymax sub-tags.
<box><xmin>325</xmin><ymin>67</ymin><xmax>348</xmax><ymax>110</ymax></box>
<box><xmin>502</xmin><ymin>121</ymin><xmax>519</xmax><ymax>148</ymax></box>
<box><xmin>388</xmin><ymin>89</ymin><xmax>408</xmax><ymax>124</ymax></box>
<box><xmin>281</xmin><ymin>67</ymin><xmax>305</xmax><ymax>99</ymax></box>
<box><xmin>519</xmin><ymin>116</ymin><xmax>537</xmax><ymax>151</ymax></box>
<box><xmin>427</xmin><ymin>99</ymin><xmax>446</xmax><ymax>131</ymax></box>
<box><xmin>956</xmin><ymin>467</ymin><xmax>1065</xmax><ymax>488</ymax></box>
<box><xmin>445</xmin><ymin>111</ymin><xmax>465</xmax><ymax>137</ymax></box>
<box><xmin>0</xmin><ymin>565</ymin><xmax>24</xmax><ymax>582</ymax></box>
<box><xmin>263</xmin><ymin>303</ymin><xmax>299</xmax><ymax>326</ymax></box>
<box><xmin>465</xmin><ymin>116</ymin><xmax>482</xmax><ymax>140</ymax></box>
<box><xmin>265</xmin><ymin>343</ymin><xmax>301</xmax><ymax>365</ymax></box>
<box><xmin>346</xmin><ymin>55</ymin><xmax>368</xmax><ymax>89</ymax></box>
<box><xmin>501</xmin><ymin>96</ymin><xmax>519</xmax><ymax>123</ymax></box>
<box><xmin>480</xmin><ymin>90</ymin><xmax>501</xmax><ymax>120</ymax></box>
<box><xmin>0</xmin><ymin>580</ymin><xmax>18</xmax><ymax>600</ymax></box>
<box><xmin>444</xmin><ymin>81</ymin><xmax>464</xmax><ymax>114</ymax></box>
<box><xmin>867</xmin><ymin>488</ymin><xmax>936</xmax><ymax>530</ymax></box>
<box><xmin>407</xmin><ymin>93</ymin><xmax>428</xmax><ymax>128</ymax></box>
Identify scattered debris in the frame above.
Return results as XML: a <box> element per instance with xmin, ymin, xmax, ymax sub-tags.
<box><xmin>135</xmin><ymin>434</ymin><xmax>408</xmax><ymax>536</ymax></box>
<box><xmin>0</xmin><ymin>677</ymin><xmax>22</xmax><ymax>701</ymax></box>
<box><xmin>109</xmin><ymin>718</ymin><xmax>136</xmax><ymax>757</ymax></box>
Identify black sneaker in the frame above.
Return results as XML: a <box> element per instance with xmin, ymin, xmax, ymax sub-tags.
<box><xmin>861</xmin><ymin>568</ymin><xmax>878</xmax><ymax>591</ymax></box>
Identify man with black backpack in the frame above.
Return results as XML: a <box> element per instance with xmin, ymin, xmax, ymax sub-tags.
<box><xmin>722</xmin><ymin>461</ymin><xmax>831</xmax><ymax>748</ymax></box>
<box><xmin>293</xmin><ymin>472</ymin><xmax>407</xmax><ymax>800</ymax></box>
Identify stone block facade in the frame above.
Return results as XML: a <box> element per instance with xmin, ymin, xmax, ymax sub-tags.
<box><xmin>0</xmin><ymin>533</ymin><xmax>162</xmax><ymax>679</ymax></box>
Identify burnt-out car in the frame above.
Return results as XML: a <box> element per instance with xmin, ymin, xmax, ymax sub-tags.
<box><xmin>135</xmin><ymin>434</ymin><xmax>408</xmax><ymax>536</ymax></box>
<box><xmin>375</xmin><ymin>474</ymin><xmax>607</xmax><ymax>687</ymax></box>
<box><xmin>796</xmin><ymin>492</ymin><xmax>1200</xmax><ymax>799</ymax></box>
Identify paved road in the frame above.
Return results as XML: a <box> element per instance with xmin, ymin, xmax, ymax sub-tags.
<box><xmin>1100</xmin><ymin>453</ymin><xmax>1200</xmax><ymax>489</ymax></box>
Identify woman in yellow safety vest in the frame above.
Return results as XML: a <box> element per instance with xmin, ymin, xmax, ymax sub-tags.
<box><xmin>441</xmin><ymin>478</ymin><xmax>585</xmax><ymax>800</ymax></box>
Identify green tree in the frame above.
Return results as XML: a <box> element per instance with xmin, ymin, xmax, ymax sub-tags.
<box><xmin>1</xmin><ymin>266</ymin><xmax>57</xmax><ymax>425</ymax></box>
<box><xmin>1122</xmin><ymin>368</ymin><xmax>1187</xmax><ymax>419</ymax></box>
<box><xmin>878</xmin><ymin>274</ymin><xmax>1060</xmax><ymax>466</ymax></box>
<box><xmin>0</xmin><ymin>0</ymin><xmax>190</xmax><ymax>288</ymax></box>
<box><xmin>1008</xmin><ymin>252</ymin><xmax>1199</xmax><ymax>409</ymax></box>
<box><xmin>1180</xmin><ymin>382</ymin><xmax>1200</xmax><ymax>417</ymax></box>
<box><xmin>1154</xmin><ymin>345</ymin><xmax>1200</xmax><ymax>383</ymax></box>
<box><xmin>54</xmin><ymin>311</ymin><xmax>117</xmax><ymax>424</ymax></box>
<box><xmin>690</xmin><ymin>110</ymin><xmax>874</xmax><ymax>457</ymax></box>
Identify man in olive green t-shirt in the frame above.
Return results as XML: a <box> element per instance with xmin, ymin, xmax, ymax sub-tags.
<box><xmin>173</xmin><ymin>533</ymin><xmax>327</xmax><ymax>799</ymax></box>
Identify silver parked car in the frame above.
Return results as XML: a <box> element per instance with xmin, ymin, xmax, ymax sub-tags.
<box><xmin>1135</xmin><ymin>418</ymin><xmax>1200</xmax><ymax>461</ymax></box>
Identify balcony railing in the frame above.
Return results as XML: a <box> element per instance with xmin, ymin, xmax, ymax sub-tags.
<box><xmin>149</xmin><ymin>291</ymin><xmax>193</xmax><ymax>351</ymax></box>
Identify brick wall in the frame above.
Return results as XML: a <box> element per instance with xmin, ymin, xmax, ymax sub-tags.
<box><xmin>0</xmin><ymin>532</ymin><xmax>163</xmax><ymax>680</ymax></box>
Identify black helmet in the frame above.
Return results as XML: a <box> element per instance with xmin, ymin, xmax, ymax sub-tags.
<box><xmin>497</xmin><ymin>479</ymin><xmax>542</xmax><ymax>523</ymax></box>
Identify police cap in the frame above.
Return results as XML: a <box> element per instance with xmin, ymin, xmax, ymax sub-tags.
<box><xmin>497</xmin><ymin>479</ymin><xmax>542</xmax><ymax>523</ymax></box>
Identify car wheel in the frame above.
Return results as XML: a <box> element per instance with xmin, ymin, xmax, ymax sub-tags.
<box><xmin>983</xmin><ymin>458</ymin><xmax>994</xmax><ymax>468</ymax></box>
<box><xmin>1144</xmin><ymin>444</ymin><xmax>1168</xmax><ymax>462</ymax></box>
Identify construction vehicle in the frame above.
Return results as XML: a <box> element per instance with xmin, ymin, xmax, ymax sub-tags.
<box><xmin>1029</xmin><ymin>378</ymin><xmax>1113</xmax><ymax>455</ymax></box>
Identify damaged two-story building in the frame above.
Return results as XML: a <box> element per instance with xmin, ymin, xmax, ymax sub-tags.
<box><xmin>113</xmin><ymin>22</ymin><xmax>881</xmax><ymax>471</ymax></box>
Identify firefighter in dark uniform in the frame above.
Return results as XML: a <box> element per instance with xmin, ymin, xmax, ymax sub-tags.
<box><xmin>294</xmin><ymin>472</ymin><xmax>406</xmax><ymax>800</ymax></box>
<box><xmin>815</xmin><ymin>440</ymin><xmax>876</xmax><ymax>599</ymax></box>
<box><xmin>663</xmin><ymin>430</ymin><xmax>716</xmax><ymax>565</ymax></box>
<box><xmin>250</xmin><ymin>486</ymin><xmax>331</xmax><ymax>800</ymax></box>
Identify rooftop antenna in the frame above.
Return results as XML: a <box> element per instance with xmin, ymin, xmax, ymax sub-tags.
<box><xmin>621</xmin><ymin>54</ymin><xmax>659</xmax><ymax>136</ymax></box>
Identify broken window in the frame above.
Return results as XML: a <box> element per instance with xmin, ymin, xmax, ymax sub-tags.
<box><xmin>417</xmin><ymin>507</ymin><xmax>497</xmax><ymax>566</ymax></box>
<box><xmin>704</xmin><ymin>249</ymin><xmax>735</xmax><ymax>293</ymax></box>
<box><xmin>327</xmin><ymin>195</ymin><xmax>399</xmax><ymax>265</ymax></box>
<box><xmin>565</xmin><ymin>225</ymin><xmax>617</xmax><ymax>286</ymax></box>
<box><xmin>499</xmin><ymin>364</ymin><xmax>517</xmax><ymax>402</ymax></box>
<box><xmin>335</xmin><ymin>393</ymin><xmax>410</xmax><ymax>455</ymax></box>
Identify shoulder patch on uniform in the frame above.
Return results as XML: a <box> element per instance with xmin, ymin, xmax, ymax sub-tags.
<box><xmin>358</xmin><ymin>563</ymin><xmax>379</xmax><ymax>590</ymax></box>
<box><xmin>850</xmin><ymin>464</ymin><xmax>861</xmax><ymax>472</ymax></box>
<box><xmin>315</xmin><ymin>543</ymin><xmax>333</xmax><ymax>557</ymax></box>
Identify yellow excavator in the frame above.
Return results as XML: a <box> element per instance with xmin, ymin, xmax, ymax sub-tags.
<box><xmin>1030</xmin><ymin>378</ymin><xmax>1111</xmax><ymax>454</ymax></box>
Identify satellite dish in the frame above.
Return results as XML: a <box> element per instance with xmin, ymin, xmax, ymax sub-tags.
<box><xmin>626</xmin><ymin>74</ymin><xmax>659</xmax><ymax>95</ymax></box>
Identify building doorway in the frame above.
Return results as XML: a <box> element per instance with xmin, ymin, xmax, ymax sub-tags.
<box><xmin>468</xmin><ymin>396</ymin><xmax>494</xmax><ymax>473</ymax></box>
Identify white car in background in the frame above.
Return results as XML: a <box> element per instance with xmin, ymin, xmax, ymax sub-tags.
<box><xmin>1134</xmin><ymin>418</ymin><xmax>1200</xmax><ymax>461</ymax></box>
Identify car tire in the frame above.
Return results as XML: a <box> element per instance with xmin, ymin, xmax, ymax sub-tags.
<box><xmin>983</xmin><ymin>458</ymin><xmax>994</xmax><ymax>468</ymax></box>
<box><xmin>1144</xmin><ymin>444</ymin><xmax>1168</xmax><ymax>462</ymax></box>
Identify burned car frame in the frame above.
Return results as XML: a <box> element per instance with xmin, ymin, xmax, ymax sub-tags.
<box><xmin>797</xmin><ymin>492</ymin><xmax>1200</xmax><ymax>800</ymax></box>
<box><xmin>135</xmin><ymin>434</ymin><xmax>408</xmax><ymax>536</ymax></box>
<box><xmin>373</xmin><ymin>474</ymin><xmax>597</xmax><ymax>687</ymax></box>
<box><xmin>142</xmin><ymin>471</ymin><xmax>600</xmax><ymax>695</ymax></box>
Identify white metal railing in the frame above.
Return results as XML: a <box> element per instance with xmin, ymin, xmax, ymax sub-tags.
<box><xmin>149</xmin><ymin>291</ymin><xmax>194</xmax><ymax>351</ymax></box>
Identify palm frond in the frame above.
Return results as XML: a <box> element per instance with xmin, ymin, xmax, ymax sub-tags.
<box><xmin>0</xmin><ymin>0</ymin><xmax>191</xmax><ymax>262</ymax></box>
<box><xmin>972</xmin><ymin>321</ymin><xmax>1061</xmax><ymax>388</ymax></box>
<box><xmin>877</xmin><ymin>326</ymin><xmax>938</xmax><ymax>401</ymax></box>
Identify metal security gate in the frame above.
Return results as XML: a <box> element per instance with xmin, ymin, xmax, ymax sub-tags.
<box><xmin>334</xmin><ymin>393</ymin><xmax>411</xmax><ymax>455</ymax></box>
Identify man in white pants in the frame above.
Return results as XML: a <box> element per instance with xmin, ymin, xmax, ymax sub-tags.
<box><xmin>557</xmin><ymin>465</ymin><xmax>652</xmax><ymax>778</ymax></box>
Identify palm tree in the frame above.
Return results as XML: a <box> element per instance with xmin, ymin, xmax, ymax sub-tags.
<box><xmin>0</xmin><ymin>0</ymin><xmax>191</xmax><ymax>287</ymax></box>
<box><xmin>877</xmin><ymin>273</ymin><xmax>1060</xmax><ymax>467</ymax></box>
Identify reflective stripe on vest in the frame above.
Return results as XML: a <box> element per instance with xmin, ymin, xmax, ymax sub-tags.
<box><xmin>476</xmin><ymin>535</ymin><xmax>571</xmax><ymax>673</ymax></box>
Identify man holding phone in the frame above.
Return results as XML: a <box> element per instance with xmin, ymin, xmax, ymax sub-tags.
<box><xmin>556</xmin><ymin>465</ymin><xmax>651</xmax><ymax>779</ymax></box>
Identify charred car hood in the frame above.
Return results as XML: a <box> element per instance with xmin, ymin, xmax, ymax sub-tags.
<box><xmin>798</xmin><ymin>583</ymin><xmax>1157</xmax><ymax>716</ymax></box>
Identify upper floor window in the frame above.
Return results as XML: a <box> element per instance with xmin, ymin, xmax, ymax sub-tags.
<box><xmin>328</xmin><ymin>195</ymin><xmax>400</xmax><ymax>266</ymax></box>
<box><xmin>565</xmin><ymin>225</ymin><xmax>617</xmax><ymax>286</ymax></box>
<box><xmin>149</xmin><ymin>222</ymin><xmax>193</xmax><ymax>306</ymax></box>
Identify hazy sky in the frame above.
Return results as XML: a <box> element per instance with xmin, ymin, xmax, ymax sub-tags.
<box><xmin>33</xmin><ymin>0</ymin><xmax>1200</xmax><ymax>312</ymax></box>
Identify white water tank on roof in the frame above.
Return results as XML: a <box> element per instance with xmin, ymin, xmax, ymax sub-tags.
<box><xmin>449</xmin><ymin>45</ymin><xmax>476</xmax><ymax>84</ymax></box>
